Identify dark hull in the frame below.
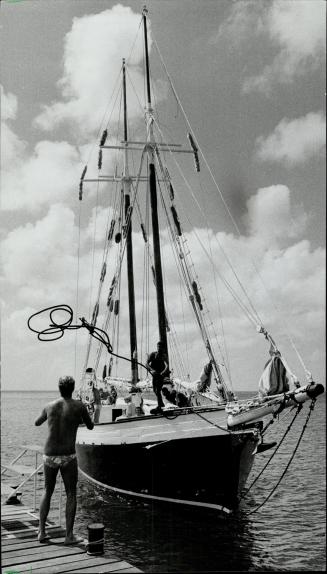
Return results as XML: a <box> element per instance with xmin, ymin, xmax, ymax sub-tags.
<box><xmin>76</xmin><ymin>419</ymin><xmax>258</xmax><ymax>512</ymax></box>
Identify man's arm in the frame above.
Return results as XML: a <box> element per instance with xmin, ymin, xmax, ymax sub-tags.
<box><xmin>81</xmin><ymin>404</ymin><xmax>94</xmax><ymax>430</ymax></box>
<box><xmin>35</xmin><ymin>407</ymin><xmax>47</xmax><ymax>426</ymax></box>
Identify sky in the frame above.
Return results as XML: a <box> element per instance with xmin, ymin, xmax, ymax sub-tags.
<box><xmin>1</xmin><ymin>0</ymin><xmax>325</xmax><ymax>392</ymax></box>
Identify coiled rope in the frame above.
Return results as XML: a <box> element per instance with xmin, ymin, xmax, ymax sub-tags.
<box><xmin>27</xmin><ymin>305</ymin><xmax>150</xmax><ymax>373</ymax></box>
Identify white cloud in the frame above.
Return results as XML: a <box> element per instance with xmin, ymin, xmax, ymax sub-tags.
<box><xmin>214</xmin><ymin>1</ymin><xmax>325</xmax><ymax>94</ymax></box>
<box><xmin>255</xmin><ymin>112</ymin><xmax>326</xmax><ymax>165</ymax></box>
<box><xmin>268</xmin><ymin>0</ymin><xmax>325</xmax><ymax>59</ymax></box>
<box><xmin>1</xmin><ymin>86</ymin><xmax>27</xmax><ymax>176</ymax></box>
<box><xmin>34</xmin><ymin>5</ymin><xmax>155</xmax><ymax>138</ymax></box>
<box><xmin>244</xmin><ymin>184</ymin><xmax>307</xmax><ymax>244</ymax></box>
<box><xmin>2</xmin><ymin>204</ymin><xmax>78</xmax><ymax>302</ymax></box>
<box><xmin>1</xmin><ymin>120</ymin><xmax>26</xmax><ymax>172</ymax></box>
<box><xmin>2</xmin><ymin>139</ymin><xmax>83</xmax><ymax>212</ymax></box>
<box><xmin>212</xmin><ymin>1</ymin><xmax>263</xmax><ymax>46</ymax></box>
<box><xmin>1</xmin><ymin>85</ymin><xmax>18</xmax><ymax>120</ymax></box>
<box><xmin>1</xmin><ymin>86</ymin><xmax>85</xmax><ymax>213</ymax></box>
<box><xmin>243</xmin><ymin>0</ymin><xmax>325</xmax><ymax>93</ymax></box>
<box><xmin>2</xmin><ymin>182</ymin><xmax>324</xmax><ymax>389</ymax></box>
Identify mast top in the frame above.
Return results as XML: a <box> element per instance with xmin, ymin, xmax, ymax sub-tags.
<box><xmin>142</xmin><ymin>5</ymin><xmax>148</xmax><ymax>16</ymax></box>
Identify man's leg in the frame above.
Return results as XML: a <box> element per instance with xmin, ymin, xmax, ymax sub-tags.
<box><xmin>60</xmin><ymin>458</ymin><xmax>82</xmax><ymax>544</ymax></box>
<box><xmin>151</xmin><ymin>375</ymin><xmax>164</xmax><ymax>413</ymax></box>
<box><xmin>155</xmin><ymin>376</ymin><xmax>165</xmax><ymax>408</ymax></box>
<box><xmin>39</xmin><ymin>463</ymin><xmax>59</xmax><ymax>541</ymax></box>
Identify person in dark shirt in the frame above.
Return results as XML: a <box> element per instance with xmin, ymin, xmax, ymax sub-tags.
<box><xmin>147</xmin><ymin>341</ymin><xmax>169</xmax><ymax>413</ymax></box>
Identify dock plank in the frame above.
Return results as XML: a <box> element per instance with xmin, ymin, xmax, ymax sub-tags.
<box><xmin>14</xmin><ymin>556</ymin><xmax>121</xmax><ymax>574</ymax></box>
<box><xmin>2</xmin><ymin>503</ymin><xmax>143</xmax><ymax>573</ymax></box>
<box><xmin>2</xmin><ymin>527</ymin><xmax>64</xmax><ymax>545</ymax></box>
<box><xmin>114</xmin><ymin>569</ymin><xmax>143</xmax><ymax>573</ymax></box>
<box><xmin>69</xmin><ymin>562</ymin><xmax>143</xmax><ymax>573</ymax></box>
<box><xmin>2</xmin><ymin>545</ymin><xmax>84</xmax><ymax>567</ymax></box>
<box><xmin>1</xmin><ymin>505</ymin><xmax>35</xmax><ymax>515</ymax></box>
<box><xmin>2</xmin><ymin>536</ymin><xmax>67</xmax><ymax>552</ymax></box>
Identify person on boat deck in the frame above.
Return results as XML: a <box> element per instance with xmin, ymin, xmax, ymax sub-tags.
<box><xmin>85</xmin><ymin>380</ymin><xmax>102</xmax><ymax>423</ymax></box>
<box><xmin>107</xmin><ymin>383</ymin><xmax>118</xmax><ymax>405</ymax></box>
<box><xmin>162</xmin><ymin>380</ymin><xmax>189</xmax><ymax>408</ymax></box>
<box><xmin>147</xmin><ymin>341</ymin><xmax>169</xmax><ymax>412</ymax></box>
<box><xmin>116</xmin><ymin>388</ymin><xmax>144</xmax><ymax>420</ymax></box>
<box><xmin>34</xmin><ymin>376</ymin><xmax>94</xmax><ymax>545</ymax></box>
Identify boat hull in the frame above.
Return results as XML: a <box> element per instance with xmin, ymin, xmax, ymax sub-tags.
<box><xmin>76</xmin><ymin>409</ymin><xmax>259</xmax><ymax>512</ymax></box>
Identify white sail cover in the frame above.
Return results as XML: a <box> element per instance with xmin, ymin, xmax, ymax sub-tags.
<box><xmin>258</xmin><ymin>353</ymin><xmax>293</xmax><ymax>398</ymax></box>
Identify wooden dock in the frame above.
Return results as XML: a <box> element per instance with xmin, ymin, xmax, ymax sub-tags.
<box><xmin>1</xmin><ymin>503</ymin><xmax>143</xmax><ymax>574</ymax></box>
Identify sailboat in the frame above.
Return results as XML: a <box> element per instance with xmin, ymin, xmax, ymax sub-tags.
<box><xmin>28</xmin><ymin>7</ymin><xmax>323</xmax><ymax>514</ymax></box>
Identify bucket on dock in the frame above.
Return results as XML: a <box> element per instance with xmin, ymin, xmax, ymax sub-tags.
<box><xmin>87</xmin><ymin>522</ymin><xmax>104</xmax><ymax>555</ymax></box>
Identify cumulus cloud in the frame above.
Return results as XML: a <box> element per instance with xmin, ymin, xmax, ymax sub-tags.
<box><xmin>34</xmin><ymin>5</ymin><xmax>156</xmax><ymax>138</ymax></box>
<box><xmin>2</xmin><ymin>180</ymin><xmax>325</xmax><ymax>388</ymax></box>
<box><xmin>1</xmin><ymin>85</ymin><xmax>18</xmax><ymax>120</ymax></box>
<box><xmin>1</xmin><ymin>86</ymin><xmax>86</xmax><ymax>213</ymax></box>
<box><xmin>214</xmin><ymin>1</ymin><xmax>325</xmax><ymax>94</ymax></box>
<box><xmin>2</xmin><ymin>204</ymin><xmax>79</xmax><ymax>301</ymax></box>
<box><xmin>1</xmin><ymin>86</ymin><xmax>27</xmax><ymax>176</ymax></box>
<box><xmin>161</xmin><ymin>184</ymin><xmax>323</xmax><ymax>359</ymax></box>
<box><xmin>255</xmin><ymin>112</ymin><xmax>326</xmax><ymax>165</ymax></box>
<box><xmin>2</xmin><ymin>139</ymin><xmax>83</xmax><ymax>212</ymax></box>
<box><xmin>244</xmin><ymin>0</ymin><xmax>325</xmax><ymax>93</ymax></box>
<box><xmin>244</xmin><ymin>185</ymin><xmax>307</xmax><ymax>244</ymax></box>
<box><xmin>212</xmin><ymin>0</ymin><xmax>264</xmax><ymax>47</ymax></box>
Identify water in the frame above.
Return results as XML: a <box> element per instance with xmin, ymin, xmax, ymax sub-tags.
<box><xmin>1</xmin><ymin>391</ymin><xmax>326</xmax><ymax>571</ymax></box>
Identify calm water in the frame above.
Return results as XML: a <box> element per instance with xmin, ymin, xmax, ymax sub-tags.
<box><xmin>1</xmin><ymin>390</ymin><xmax>326</xmax><ymax>572</ymax></box>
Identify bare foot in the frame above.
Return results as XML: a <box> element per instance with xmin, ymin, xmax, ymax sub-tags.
<box><xmin>38</xmin><ymin>531</ymin><xmax>50</xmax><ymax>543</ymax></box>
<box><xmin>64</xmin><ymin>534</ymin><xmax>85</xmax><ymax>546</ymax></box>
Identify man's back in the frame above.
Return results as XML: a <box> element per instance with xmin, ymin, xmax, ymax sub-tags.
<box><xmin>42</xmin><ymin>398</ymin><xmax>91</xmax><ymax>455</ymax></box>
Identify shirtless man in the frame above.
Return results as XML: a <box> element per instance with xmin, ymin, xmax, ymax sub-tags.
<box><xmin>35</xmin><ymin>376</ymin><xmax>94</xmax><ymax>545</ymax></box>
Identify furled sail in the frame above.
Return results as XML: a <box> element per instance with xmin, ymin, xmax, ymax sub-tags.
<box><xmin>258</xmin><ymin>353</ymin><xmax>292</xmax><ymax>398</ymax></box>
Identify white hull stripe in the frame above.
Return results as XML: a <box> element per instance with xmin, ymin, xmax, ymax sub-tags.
<box><xmin>78</xmin><ymin>468</ymin><xmax>232</xmax><ymax>514</ymax></box>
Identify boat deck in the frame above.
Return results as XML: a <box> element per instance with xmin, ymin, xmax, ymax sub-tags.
<box><xmin>1</xmin><ymin>503</ymin><xmax>143</xmax><ymax>574</ymax></box>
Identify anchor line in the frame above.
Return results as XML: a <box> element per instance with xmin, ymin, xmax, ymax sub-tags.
<box><xmin>244</xmin><ymin>399</ymin><xmax>316</xmax><ymax>515</ymax></box>
<box><xmin>240</xmin><ymin>404</ymin><xmax>303</xmax><ymax>501</ymax></box>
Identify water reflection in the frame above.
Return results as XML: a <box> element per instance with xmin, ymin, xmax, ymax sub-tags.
<box><xmin>77</xmin><ymin>478</ymin><xmax>258</xmax><ymax>572</ymax></box>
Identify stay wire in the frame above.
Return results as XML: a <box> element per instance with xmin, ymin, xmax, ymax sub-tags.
<box><xmin>245</xmin><ymin>399</ymin><xmax>316</xmax><ymax>515</ymax></box>
<box><xmin>240</xmin><ymin>403</ymin><xmax>302</xmax><ymax>500</ymax></box>
<box><xmin>153</xmin><ymin>35</ymin><xmax>311</xmax><ymax>380</ymax></box>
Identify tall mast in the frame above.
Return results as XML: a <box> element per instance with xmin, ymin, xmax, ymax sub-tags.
<box><xmin>122</xmin><ymin>58</ymin><xmax>138</xmax><ymax>384</ymax></box>
<box><xmin>143</xmin><ymin>7</ymin><xmax>169</xmax><ymax>363</ymax></box>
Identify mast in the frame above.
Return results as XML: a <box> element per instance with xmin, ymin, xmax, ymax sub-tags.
<box><xmin>122</xmin><ymin>58</ymin><xmax>138</xmax><ymax>384</ymax></box>
<box><xmin>143</xmin><ymin>7</ymin><xmax>169</xmax><ymax>363</ymax></box>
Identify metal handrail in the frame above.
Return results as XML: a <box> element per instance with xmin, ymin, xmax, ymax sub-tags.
<box><xmin>1</xmin><ymin>444</ymin><xmax>63</xmax><ymax>525</ymax></box>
